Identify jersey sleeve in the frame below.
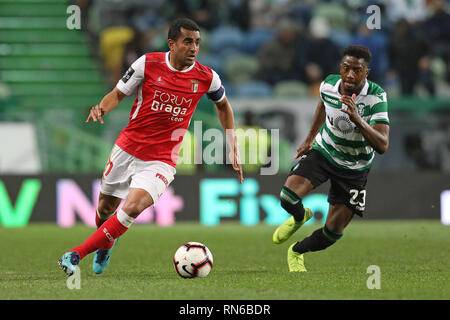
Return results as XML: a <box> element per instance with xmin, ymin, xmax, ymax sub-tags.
<box><xmin>116</xmin><ymin>55</ymin><xmax>146</xmax><ymax>96</ymax></box>
<box><xmin>206</xmin><ymin>69</ymin><xmax>226</xmax><ymax>102</ymax></box>
<box><xmin>369</xmin><ymin>92</ymin><xmax>389</xmax><ymax>125</ymax></box>
<box><xmin>319</xmin><ymin>80</ymin><xmax>326</xmax><ymax>103</ymax></box>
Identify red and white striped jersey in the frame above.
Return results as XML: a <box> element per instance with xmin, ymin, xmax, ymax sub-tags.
<box><xmin>115</xmin><ymin>51</ymin><xmax>225</xmax><ymax>167</ymax></box>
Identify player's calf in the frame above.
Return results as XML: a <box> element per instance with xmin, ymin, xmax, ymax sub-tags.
<box><xmin>273</xmin><ymin>187</ymin><xmax>313</xmax><ymax>244</ymax></box>
<box><xmin>280</xmin><ymin>186</ymin><xmax>305</xmax><ymax>222</ymax></box>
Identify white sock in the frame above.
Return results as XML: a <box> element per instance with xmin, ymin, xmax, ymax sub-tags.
<box><xmin>116</xmin><ymin>209</ymin><xmax>135</xmax><ymax>228</ymax></box>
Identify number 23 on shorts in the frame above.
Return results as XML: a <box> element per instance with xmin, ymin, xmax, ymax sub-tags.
<box><xmin>349</xmin><ymin>189</ymin><xmax>366</xmax><ymax>209</ymax></box>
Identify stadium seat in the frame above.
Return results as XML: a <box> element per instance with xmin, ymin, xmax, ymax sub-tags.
<box><xmin>0</xmin><ymin>2</ymin><xmax>67</xmax><ymax>17</ymax></box>
<box><xmin>0</xmin><ymin>17</ymin><xmax>67</xmax><ymax>29</ymax></box>
<box><xmin>0</xmin><ymin>30</ymin><xmax>85</xmax><ymax>44</ymax></box>
<box><xmin>1</xmin><ymin>70</ymin><xmax>103</xmax><ymax>83</ymax></box>
<box><xmin>4</xmin><ymin>43</ymin><xmax>90</xmax><ymax>56</ymax></box>
<box><xmin>0</xmin><ymin>56</ymin><xmax>97</xmax><ymax>71</ymax></box>
<box><xmin>209</xmin><ymin>26</ymin><xmax>244</xmax><ymax>54</ymax></box>
<box><xmin>314</xmin><ymin>3</ymin><xmax>349</xmax><ymax>31</ymax></box>
<box><xmin>197</xmin><ymin>53</ymin><xmax>225</xmax><ymax>76</ymax></box>
<box><xmin>273</xmin><ymin>81</ymin><xmax>309</xmax><ymax>97</ymax></box>
<box><xmin>7</xmin><ymin>83</ymin><xmax>105</xmax><ymax>97</ymax></box>
<box><xmin>234</xmin><ymin>81</ymin><xmax>272</xmax><ymax>97</ymax></box>
<box><xmin>431</xmin><ymin>58</ymin><xmax>447</xmax><ymax>81</ymax></box>
<box><xmin>241</xmin><ymin>29</ymin><xmax>274</xmax><ymax>54</ymax></box>
<box><xmin>223</xmin><ymin>54</ymin><xmax>259</xmax><ymax>85</ymax></box>
<box><xmin>329</xmin><ymin>30</ymin><xmax>352</xmax><ymax>50</ymax></box>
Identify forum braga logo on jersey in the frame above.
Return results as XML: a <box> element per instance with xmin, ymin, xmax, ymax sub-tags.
<box><xmin>151</xmin><ymin>90</ymin><xmax>193</xmax><ymax>119</ymax></box>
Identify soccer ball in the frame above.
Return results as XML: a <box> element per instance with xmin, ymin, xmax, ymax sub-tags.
<box><xmin>173</xmin><ymin>242</ymin><xmax>213</xmax><ymax>278</ymax></box>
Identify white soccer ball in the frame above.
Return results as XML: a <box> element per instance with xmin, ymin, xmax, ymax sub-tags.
<box><xmin>173</xmin><ymin>242</ymin><xmax>213</xmax><ymax>278</ymax></box>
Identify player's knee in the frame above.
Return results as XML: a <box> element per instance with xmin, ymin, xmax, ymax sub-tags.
<box><xmin>121</xmin><ymin>201</ymin><xmax>147</xmax><ymax>218</ymax></box>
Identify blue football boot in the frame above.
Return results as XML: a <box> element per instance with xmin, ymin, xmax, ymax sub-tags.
<box><xmin>92</xmin><ymin>239</ymin><xmax>117</xmax><ymax>274</ymax></box>
<box><xmin>58</xmin><ymin>251</ymin><xmax>80</xmax><ymax>276</ymax></box>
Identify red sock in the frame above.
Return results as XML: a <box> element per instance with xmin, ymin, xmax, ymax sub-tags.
<box><xmin>95</xmin><ymin>210</ymin><xmax>116</xmax><ymax>229</ymax></box>
<box><xmin>95</xmin><ymin>214</ymin><xmax>104</xmax><ymax>229</ymax></box>
<box><xmin>71</xmin><ymin>214</ymin><xmax>128</xmax><ymax>259</ymax></box>
<box><xmin>95</xmin><ymin>214</ymin><xmax>115</xmax><ymax>250</ymax></box>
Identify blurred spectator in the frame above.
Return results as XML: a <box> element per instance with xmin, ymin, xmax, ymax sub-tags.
<box><xmin>388</xmin><ymin>19</ymin><xmax>435</xmax><ymax>96</ymax></box>
<box><xmin>100</xmin><ymin>26</ymin><xmax>135</xmax><ymax>86</ymax></box>
<box><xmin>171</xmin><ymin>0</ymin><xmax>223</xmax><ymax>30</ymax></box>
<box><xmin>352</xmin><ymin>24</ymin><xmax>389</xmax><ymax>85</ymax></box>
<box><xmin>248</xmin><ymin>0</ymin><xmax>285</xmax><ymax>29</ymax></box>
<box><xmin>121</xmin><ymin>29</ymin><xmax>147</xmax><ymax>76</ymax></box>
<box><xmin>228</xmin><ymin>0</ymin><xmax>251</xmax><ymax>31</ymax></box>
<box><xmin>295</xmin><ymin>16</ymin><xmax>340</xmax><ymax>96</ymax></box>
<box><xmin>385</xmin><ymin>0</ymin><xmax>427</xmax><ymax>25</ymax></box>
<box><xmin>257</xmin><ymin>19</ymin><xmax>301</xmax><ymax>85</ymax></box>
<box><xmin>73</xmin><ymin>0</ymin><xmax>93</xmax><ymax>34</ymax></box>
<box><xmin>422</xmin><ymin>0</ymin><xmax>450</xmax><ymax>83</ymax></box>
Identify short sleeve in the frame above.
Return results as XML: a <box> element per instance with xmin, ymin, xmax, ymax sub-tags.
<box><xmin>369</xmin><ymin>92</ymin><xmax>390</xmax><ymax>125</ymax></box>
<box><xmin>206</xmin><ymin>69</ymin><xmax>225</xmax><ymax>102</ymax></box>
<box><xmin>116</xmin><ymin>55</ymin><xmax>146</xmax><ymax>96</ymax></box>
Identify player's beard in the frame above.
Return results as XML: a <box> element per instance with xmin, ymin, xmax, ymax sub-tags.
<box><xmin>341</xmin><ymin>81</ymin><xmax>363</xmax><ymax>96</ymax></box>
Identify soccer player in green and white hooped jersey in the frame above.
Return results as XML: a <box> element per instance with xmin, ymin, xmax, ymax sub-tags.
<box><xmin>272</xmin><ymin>45</ymin><xmax>390</xmax><ymax>272</ymax></box>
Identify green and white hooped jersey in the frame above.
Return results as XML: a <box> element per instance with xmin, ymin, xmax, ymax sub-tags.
<box><xmin>313</xmin><ymin>74</ymin><xmax>389</xmax><ymax>171</ymax></box>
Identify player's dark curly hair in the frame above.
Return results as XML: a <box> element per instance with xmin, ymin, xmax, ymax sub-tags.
<box><xmin>168</xmin><ymin>18</ymin><xmax>200</xmax><ymax>41</ymax></box>
<box><xmin>343</xmin><ymin>45</ymin><xmax>372</xmax><ymax>66</ymax></box>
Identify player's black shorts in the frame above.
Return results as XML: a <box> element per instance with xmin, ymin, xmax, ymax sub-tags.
<box><xmin>289</xmin><ymin>149</ymin><xmax>370</xmax><ymax>217</ymax></box>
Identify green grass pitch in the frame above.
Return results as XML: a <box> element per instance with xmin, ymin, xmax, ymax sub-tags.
<box><xmin>0</xmin><ymin>220</ymin><xmax>448</xmax><ymax>300</ymax></box>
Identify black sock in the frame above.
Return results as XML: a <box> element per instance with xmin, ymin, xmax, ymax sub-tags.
<box><xmin>280</xmin><ymin>186</ymin><xmax>305</xmax><ymax>222</ymax></box>
<box><xmin>293</xmin><ymin>226</ymin><xmax>343</xmax><ymax>254</ymax></box>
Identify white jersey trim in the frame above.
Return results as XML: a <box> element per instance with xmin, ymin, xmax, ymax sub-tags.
<box><xmin>116</xmin><ymin>55</ymin><xmax>146</xmax><ymax>96</ymax></box>
<box><xmin>165</xmin><ymin>51</ymin><xmax>196</xmax><ymax>73</ymax></box>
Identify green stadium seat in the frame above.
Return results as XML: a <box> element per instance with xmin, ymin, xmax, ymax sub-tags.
<box><xmin>0</xmin><ymin>56</ymin><xmax>97</xmax><ymax>71</ymax></box>
<box><xmin>3</xmin><ymin>44</ymin><xmax>90</xmax><ymax>56</ymax></box>
<box><xmin>19</xmin><ymin>94</ymin><xmax>103</xmax><ymax>109</ymax></box>
<box><xmin>1</xmin><ymin>70</ymin><xmax>103</xmax><ymax>83</ymax></box>
<box><xmin>314</xmin><ymin>3</ymin><xmax>350</xmax><ymax>31</ymax></box>
<box><xmin>0</xmin><ymin>30</ymin><xmax>85</xmax><ymax>44</ymax></box>
<box><xmin>0</xmin><ymin>2</ymin><xmax>68</xmax><ymax>17</ymax></box>
<box><xmin>224</xmin><ymin>54</ymin><xmax>259</xmax><ymax>85</ymax></box>
<box><xmin>8</xmin><ymin>83</ymin><xmax>106</xmax><ymax>96</ymax></box>
<box><xmin>273</xmin><ymin>80</ymin><xmax>309</xmax><ymax>97</ymax></box>
<box><xmin>0</xmin><ymin>0</ymin><xmax>113</xmax><ymax>174</ymax></box>
<box><xmin>0</xmin><ymin>17</ymin><xmax>68</xmax><ymax>29</ymax></box>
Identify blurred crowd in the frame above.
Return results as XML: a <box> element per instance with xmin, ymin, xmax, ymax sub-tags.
<box><xmin>75</xmin><ymin>0</ymin><xmax>450</xmax><ymax>98</ymax></box>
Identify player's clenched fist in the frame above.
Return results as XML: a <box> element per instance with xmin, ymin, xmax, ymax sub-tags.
<box><xmin>86</xmin><ymin>104</ymin><xmax>105</xmax><ymax>124</ymax></box>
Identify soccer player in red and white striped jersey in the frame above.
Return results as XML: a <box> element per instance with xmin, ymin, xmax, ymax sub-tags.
<box><xmin>58</xmin><ymin>18</ymin><xmax>243</xmax><ymax>276</ymax></box>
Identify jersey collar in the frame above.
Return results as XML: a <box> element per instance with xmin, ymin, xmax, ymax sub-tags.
<box><xmin>165</xmin><ymin>51</ymin><xmax>196</xmax><ymax>73</ymax></box>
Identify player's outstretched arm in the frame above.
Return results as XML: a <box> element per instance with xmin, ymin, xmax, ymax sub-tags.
<box><xmin>214</xmin><ymin>96</ymin><xmax>244</xmax><ymax>183</ymax></box>
<box><xmin>295</xmin><ymin>100</ymin><xmax>326</xmax><ymax>159</ymax></box>
<box><xmin>86</xmin><ymin>87</ymin><xmax>127</xmax><ymax>124</ymax></box>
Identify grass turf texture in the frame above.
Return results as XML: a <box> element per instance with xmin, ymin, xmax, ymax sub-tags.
<box><xmin>0</xmin><ymin>220</ymin><xmax>448</xmax><ymax>300</ymax></box>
